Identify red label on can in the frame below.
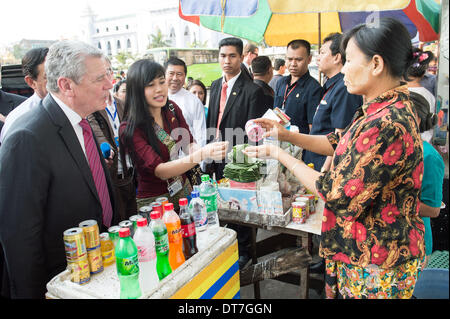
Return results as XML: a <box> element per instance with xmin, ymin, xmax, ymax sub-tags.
<box><xmin>181</xmin><ymin>222</ymin><xmax>196</xmax><ymax>237</ymax></box>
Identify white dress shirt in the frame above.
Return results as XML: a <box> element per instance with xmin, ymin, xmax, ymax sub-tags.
<box><xmin>51</xmin><ymin>93</ymin><xmax>87</xmax><ymax>159</ymax></box>
<box><xmin>0</xmin><ymin>92</ymin><xmax>42</xmax><ymax>142</ymax></box>
<box><xmin>168</xmin><ymin>88</ymin><xmax>207</xmax><ymax>147</ymax></box>
<box><xmin>222</xmin><ymin>71</ymin><xmax>242</xmax><ymax>102</ymax></box>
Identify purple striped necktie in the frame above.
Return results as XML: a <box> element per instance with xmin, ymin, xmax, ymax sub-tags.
<box><xmin>79</xmin><ymin>119</ymin><xmax>113</xmax><ymax>227</ymax></box>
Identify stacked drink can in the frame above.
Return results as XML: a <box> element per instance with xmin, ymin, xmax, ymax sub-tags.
<box><xmin>291</xmin><ymin>194</ymin><xmax>316</xmax><ymax>224</ymax></box>
<box><xmin>79</xmin><ymin>220</ymin><xmax>104</xmax><ymax>275</ymax></box>
<box><xmin>63</xmin><ymin>227</ymin><xmax>91</xmax><ymax>284</ymax></box>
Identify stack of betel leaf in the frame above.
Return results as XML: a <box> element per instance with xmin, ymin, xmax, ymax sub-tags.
<box><xmin>223</xmin><ymin>144</ymin><xmax>263</xmax><ymax>183</ymax></box>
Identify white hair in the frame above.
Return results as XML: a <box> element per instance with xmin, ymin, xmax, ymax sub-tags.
<box><xmin>45</xmin><ymin>40</ymin><xmax>105</xmax><ymax>93</ymax></box>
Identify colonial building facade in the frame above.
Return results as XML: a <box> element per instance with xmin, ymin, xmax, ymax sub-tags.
<box><xmin>80</xmin><ymin>1</ymin><xmax>225</xmax><ymax>57</ymax></box>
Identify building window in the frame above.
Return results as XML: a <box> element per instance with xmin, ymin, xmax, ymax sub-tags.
<box><xmin>98</xmin><ymin>42</ymin><xmax>102</xmax><ymax>49</ymax></box>
<box><xmin>127</xmin><ymin>39</ymin><xmax>131</xmax><ymax>49</ymax></box>
<box><xmin>117</xmin><ymin>40</ymin><xmax>121</xmax><ymax>50</ymax></box>
<box><xmin>116</xmin><ymin>26</ymin><xmax>119</xmax><ymax>31</ymax></box>
<box><xmin>106</xmin><ymin>27</ymin><xmax>109</xmax><ymax>32</ymax></box>
<box><xmin>107</xmin><ymin>41</ymin><xmax>112</xmax><ymax>56</ymax></box>
<box><xmin>126</xmin><ymin>24</ymin><xmax>129</xmax><ymax>29</ymax></box>
<box><xmin>96</xmin><ymin>28</ymin><xmax>99</xmax><ymax>34</ymax></box>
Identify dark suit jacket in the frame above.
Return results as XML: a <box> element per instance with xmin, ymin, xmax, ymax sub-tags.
<box><xmin>240</xmin><ymin>63</ymin><xmax>253</xmax><ymax>81</ymax></box>
<box><xmin>254</xmin><ymin>79</ymin><xmax>274</xmax><ymax>110</ymax></box>
<box><xmin>0</xmin><ymin>94</ymin><xmax>117</xmax><ymax>298</ymax></box>
<box><xmin>206</xmin><ymin>73</ymin><xmax>268</xmax><ymax>179</ymax></box>
<box><xmin>0</xmin><ymin>90</ymin><xmax>27</xmax><ymax>132</ymax></box>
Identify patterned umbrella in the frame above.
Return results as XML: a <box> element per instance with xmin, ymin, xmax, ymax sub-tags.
<box><xmin>179</xmin><ymin>0</ymin><xmax>441</xmax><ymax>46</ymax></box>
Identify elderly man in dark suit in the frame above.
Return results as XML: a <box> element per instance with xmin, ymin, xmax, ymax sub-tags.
<box><xmin>206</xmin><ymin>37</ymin><xmax>269</xmax><ymax>269</ymax></box>
<box><xmin>0</xmin><ymin>41</ymin><xmax>117</xmax><ymax>298</ymax></box>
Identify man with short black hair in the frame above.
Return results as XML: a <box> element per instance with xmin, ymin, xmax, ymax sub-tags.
<box><xmin>206</xmin><ymin>37</ymin><xmax>267</xmax><ymax>269</ymax></box>
<box><xmin>251</xmin><ymin>55</ymin><xmax>274</xmax><ymax>109</ymax></box>
<box><xmin>273</xmin><ymin>39</ymin><xmax>322</xmax><ymax>134</ymax></box>
<box><xmin>1</xmin><ymin>47</ymin><xmax>49</xmax><ymax>142</ymax></box>
<box><xmin>269</xmin><ymin>58</ymin><xmax>286</xmax><ymax>91</ymax></box>
<box><xmin>302</xmin><ymin>33</ymin><xmax>362</xmax><ymax>172</ymax></box>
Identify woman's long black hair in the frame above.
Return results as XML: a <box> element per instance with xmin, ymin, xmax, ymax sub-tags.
<box><xmin>120</xmin><ymin>59</ymin><xmax>167</xmax><ymax>161</ymax></box>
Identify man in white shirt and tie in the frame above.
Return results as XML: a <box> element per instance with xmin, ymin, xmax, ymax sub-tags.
<box><xmin>0</xmin><ymin>47</ymin><xmax>49</xmax><ymax>143</ymax></box>
<box><xmin>165</xmin><ymin>57</ymin><xmax>207</xmax><ymax>149</ymax></box>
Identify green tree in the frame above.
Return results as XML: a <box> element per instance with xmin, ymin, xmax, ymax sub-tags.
<box><xmin>113</xmin><ymin>51</ymin><xmax>138</xmax><ymax>71</ymax></box>
<box><xmin>147</xmin><ymin>29</ymin><xmax>170</xmax><ymax>49</ymax></box>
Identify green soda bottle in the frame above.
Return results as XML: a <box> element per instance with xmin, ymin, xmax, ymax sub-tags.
<box><xmin>115</xmin><ymin>228</ymin><xmax>141</xmax><ymax>299</ymax></box>
<box><xmin>149</xmin><ymin>210</ymin><xmax>172</xmax><ymax>280</ymax></box>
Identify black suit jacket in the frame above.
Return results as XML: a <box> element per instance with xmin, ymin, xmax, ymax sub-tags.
<box><xmin>0</xmin><ymin>90</ymin><xmax>27</xmax><ymax>132</ymax></box>
<box><xmin>0</xmin><ymin>94</ymin><xmax>117</xmax><ymax>298</ymax></box>
<box><xmin>206</xmin><ymin>73</ymin><xmax>268</xmax><ymax>179</ymax></box>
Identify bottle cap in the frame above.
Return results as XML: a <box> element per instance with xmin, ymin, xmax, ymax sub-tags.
<box><xmin>179</xmin><ymin>198</ymin><xmax>188</xmax><ymax>206</ymax></box>
<box><xmin>191</xmin><ymin>190</ymin><xmax>200</xmax><ymax>198</ymax></box>
<box><xmin>164</xmin><ymin>203</ymin><xmax>174</xmax><ymax>211</ymax></box>
<box><xmin>119</xmin><ymin>228</ymin><xmax>130</xmax><ymax>238</ymax></box>
<box><xmin>201</xmin><ymin>174</ymin><xmax>210</xmax><ymax>182</ymax></box>
<box><xmin>150</xmin><ymin>210</ymin><xmax>161</xmax><ymax>220</ymax></box>
<box><xmin>136</xmin><ymin>218</ymin><xmax>147</xmax><ymax>227</ymax></box>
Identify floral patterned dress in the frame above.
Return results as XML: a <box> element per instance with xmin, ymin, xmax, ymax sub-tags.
<box><xmin>315</xmin><ymin>85</ymin><xmax>425</xmax><ymax>299</ymax></box>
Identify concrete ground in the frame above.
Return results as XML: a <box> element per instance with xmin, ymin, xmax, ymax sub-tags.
<box><xmin>239</xmin><ymin>229</ymin><xmax>325</xmax><ymax>299</ymax></box>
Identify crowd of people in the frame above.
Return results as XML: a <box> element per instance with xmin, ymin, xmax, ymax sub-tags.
<box><xmin>0</xmin><ymin>16</ymin><xmax>444</xmax><ymax>299</ymax></box>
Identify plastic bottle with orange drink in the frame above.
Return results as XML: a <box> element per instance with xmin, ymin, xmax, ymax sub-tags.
<box><xmin>162</xmin><ymin>203</ymin><xmax>185</xmax><ymax>270</ymax></box>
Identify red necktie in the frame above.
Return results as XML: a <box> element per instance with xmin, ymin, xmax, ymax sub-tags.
<box><xmin>79</xmin><ymin>119</ymin><xmax>113</xmax><ymax>227</ymax></box>
<box><xmin>216</xmin><ymin>82</ymin><xmax>228</xmax><ymax>139</ymax></box>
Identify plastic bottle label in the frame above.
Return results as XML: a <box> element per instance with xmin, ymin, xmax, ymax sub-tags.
<box><xmin>167</xmin><ymin>226</ymin><xmax>182</xmax><ymax>243</ymax></box>
<box><xmin>137</xmin><ymin>245</ymin><xmax>156</xmax><ymax>262</ymax></box>
<box><xmin>181</xmin><ymin>222</ymin><xmax>196</xmax><ymax>237</ymax></box>
<box><xmin>116</xmin><ymin>255</ymin><xmax>139</xmax><ymax>276</ymax></box>
<box><xmin>154</xmin><ymin>235</ymin><xmax>169</xmax><ymax>254</ymax></box>
<box><xmin>201</xmin><ymin>194</ymin><xmax>217</xmax><ymax>213</ymax></box>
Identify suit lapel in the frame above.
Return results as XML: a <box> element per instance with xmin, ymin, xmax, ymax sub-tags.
<box><xmin>208</xmin><ymin>80</ymin><xmax>221</xmax><ymax>129</ymax></box>
<box><xmin>220</xmin><ymin>75</ymin><xmax>243</xmax><ymax>126</ymax></box>
<box><xmin>42</xmin><ymin>95</ymin><xmax>101</xmax><ymax>204</ymax></box>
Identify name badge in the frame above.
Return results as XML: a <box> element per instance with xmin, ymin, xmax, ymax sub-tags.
<box><xmin>167</xmin><ymin>177</ymin><xmax>183</xmax><ymax>197</ymax></box>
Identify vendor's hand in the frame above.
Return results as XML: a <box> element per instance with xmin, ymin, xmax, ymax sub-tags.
<box><xmin>242</xmin><ymin>144</ymin><xmax>279</xmax><ymax>160</ymax></box>
<box><xmin>202</xmin><ymin>141</ymin><xmax>229</xmax><ymax>161</ymax></box>
<box><xmin>252</xmin><ymin>118</ymin><xmax>290</xmax><ymax>141</ymax></box>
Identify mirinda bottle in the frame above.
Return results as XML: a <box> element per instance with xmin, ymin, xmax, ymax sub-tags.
<box><xmin>162</xmin><ymin>203</ymin><xmax>185</xmax><ymax>270</ymax></box>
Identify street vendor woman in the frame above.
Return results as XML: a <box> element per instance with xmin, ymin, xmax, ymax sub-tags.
<box><xmin>243</xmin><ymin>18</ymin><xmax>426</xmax><ymax>299</ymax></box>
<box><xmin>119</xmin><ymin>59</ymin><xmax>228</xmax><ymax>211</ymax></box>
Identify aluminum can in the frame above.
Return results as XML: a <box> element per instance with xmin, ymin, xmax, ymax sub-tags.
<box><xmin>119</xmin><ymin>220</ymin><xmax>135</xmax><ymax>237</ymax></box>
<box><xmin>67</xmin><ymin>255</ymin><xmax>90</xmax><ymax>285</ymax></box>
<box><xmin>303</xmin><ymin>194</ymin><xmax>316</xmax><ymax>215</ymax></box>
<box><xmin>79</xmin><ymin>220</ymin><xmax>100</xmax><ymax>250</ymax></box>
<box><xmin>99</xmin><ymin>232</ymin><xmax>116</xmax><ymax>266</ymax></box>
<box><xmin>129</xmin><ymin>214</ymin><xmax>143</xmax><ymax>233</ymax></box>
<box><xmin>63</xmin><ymin>227</ymin><xmax>87</xmax><ymax>262</ymax></box>
<box><xmin>292</xmin><ymin>201</ymin><xmax>307</xmax><ymax>224</ymax></box>
<box><xmin>138</xmin><ymin>205</ymin><xmax>152</xmax><ymax>223</ymax></box>
<box><xmin>87</xmin><ymin>245</ymin><xmax>104</xmax><ymax>274</ymax></box>
<box><xmin>296</xmin><ymin>197</ymin><xmax>310</xmax><ymax>218</ymax></box>
<box><xmin>156</xmin><ymin>197</ymin><xmax>169</xmax><ymax>211</ymax></box>
<box><xmin>108</xmin><ymin>225</ymin><xmax>121</xmax><ymax>246</ymax></box>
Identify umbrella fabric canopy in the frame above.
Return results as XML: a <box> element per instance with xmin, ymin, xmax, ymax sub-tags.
<box><xmin>179</xmin><ymin>0</ymin><xmax>441</xmax><ymax>46</ymax></box>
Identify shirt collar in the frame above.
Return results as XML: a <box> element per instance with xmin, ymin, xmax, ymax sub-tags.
<box><xmin>362</xmin><ymin>84</ymin><xmax>410</xmax><ymax>116</ymax></box>
<box><xmin>323</xmin><ymin>72</ymin><xmax>343</xmax><ymax>90</ymax></box>
<box><xmin>50</xmin><ymin>93</ymin><xmax>83</xmax><ymax>127</ymax></box>
<box><xmin>286</xmin><ymin>70</ymin><xmax>311</xmax><ymax>87</ymax></box>
<box><xmin>222</xmin><ymin>71</ymin><xmax>241</xmax><ymax>87</ymax></box>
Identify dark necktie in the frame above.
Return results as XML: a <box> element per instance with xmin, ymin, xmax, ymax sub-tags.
<box><xmin>79</xmin><ymin>119</ymin><xmax>113</xmax><ymax>227</ymax></box>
